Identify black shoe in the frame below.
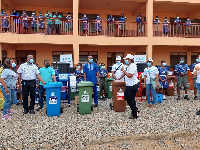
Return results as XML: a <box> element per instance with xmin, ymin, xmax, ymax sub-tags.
<box><xmin>196</xmin><ymin>110</ymin><xmax>200</xmax><ymax>115</ymax></box>
<box><xmin>36</xmin><ymin>107</ymin><xmax>43</xmax><ymax>111</ymax></box>
<box><xmin>177</xmin><ymin>96</ymin><xmax>181</xmax><ymax>100</ymax></box>
<box><xmin>30</xmin><ymin>110</ymin><xmax>35</xmax><ymax>114</ymax></box>
<box><xmin>94</xmin><ymin>104</ymin><xmax>98</xmax><ymax>108</ymax></box>
<box><xmin>129</xmin><ymin>116</ymin><xmax>138</xmax><ymax>119</ymax></box>
<box><xmin>24</xmin><ymin>109</ymin><xmax>29</xmax><ymax>114</ymax></box>
<box><xmin>194</xmin><ymin>96</ymin><xmax>198</xmax><ymax>100</ymax></box>
<box><xmin>184</xmin><ymin>95</ymin><xmax>190</xmax><ymax>100</ymax></box>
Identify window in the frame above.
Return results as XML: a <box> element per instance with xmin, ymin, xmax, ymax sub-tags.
<box><xmin>52</xmin><ymin>51</ymin><xmax>73</xmax><ymax>63</ymax></box>
<box><xmin>1</xmin><ymin>50</ymin><xmax>7</xmax><ymax>65</ymax></box>
<box><xmin>170</xmin><ymin>52</ymin><xmax>187</xmax><ymax>68</ymax></box>
<box><xmin>79</xmin><ymin>51</ymin><xmax>98</xmax><ymax>65</ymax></box>
<box><xmin>191</xmin><ymin>52</ymin><xmax>200</xmax><ymax>64</ymax></box>
<box><xmin>107</xmin><ymin>52</ymin><xmax>124</xmax><ymax>66</ymax></box>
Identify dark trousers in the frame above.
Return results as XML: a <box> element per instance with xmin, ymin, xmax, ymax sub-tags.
<box><xmin>39</xmin><ymin>85</ymin><xmax>45</xmax><ymax>108</ymax></box>
<box><xmin>22</xmin><ymin>80</ymin><xmax>36</xmax><ymax>110</ymax></box>
<box><xmin>55</xmin><ymin>24</ymin><xmax>60</xmax><ymax>35</ymax></box>
<box><xmin>124</xmin><ymin>83</ymin><xmax>139</xmax><ymax>117</ymax></box>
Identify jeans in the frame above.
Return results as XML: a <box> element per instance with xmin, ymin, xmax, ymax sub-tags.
<box><xmin>124</xmin><ymin>83</ymin><xmax>139</xmax><ymax>117</ymax></box>
<box><xmin>146</xmin><ymin>84</ymin><xmax>156</xmax><ymax>105</ymax></box>
<box><xmin>0</xmin><ymin>86</ymin><xmax>16</xmax><ymax>115</ymax></box>
<box><xmin>196</xmin><ymin>83</ymin><xmax>200</xmax><ymax>102</ymax></box>
<box><xmin>93</xmin><ymin>84</ymin><xmax>98</xmax><ymax>105</ymax></box>
<box><xmin>47</xmin><ymin>24</ymin><xmax>53</xmax><ymax>35</ymax></box>
<box><xmin>55</xmin><ymin>24</ymin><xmax>60</xmax><ymax>35</ymax></box>
<box><xmin>22</xmin><ymin>80</ymin><xmax>36</xmax><ymax>110</ymax></box>
<box><xmin>39</xmin><ymin>85</ymin><xmax>45</xmax><ymax>108</ymax></box>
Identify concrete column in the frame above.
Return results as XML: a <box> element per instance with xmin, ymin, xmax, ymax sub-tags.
<box><xmin>187</xmin><ymin>51</ymin><xmax>191</xmax><ymax>65</ymax></box>
<box><xmin>73</xmin><ymin>0</ymin><xmax>79</xmax><ymax>36</ymax></box>
<box><xmin>146</xmin><ymin>0</ymin><xmax>153</xmax><ymax>38</ymax></box>
<box><xmin>146</xmin><ymin>45</ymin><xmax>153</xmax><ymax>59</ymax></box>
<box><xmin>73</xmin><ymin>43</ymin><xmax>79</xmax><ymax>66</ymax></box>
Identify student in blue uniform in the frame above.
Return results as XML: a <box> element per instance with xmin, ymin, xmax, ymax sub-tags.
<box><xmin>21</xmin><ymin>10</ymin><xmax>29</xmax><ymax>34</ymax></box>
<box><xmin>107</xmin><ymin>14</ymin><xmax>114</xmax><ymax>36</ymax></box>
<box><xmin>158</xmin><ymin>60</ymin><xmax>169</xmax><ymax>100</ymax></box>
<box><xmin>99</xmin><ymin>63</ymin><xmax>108</xmax><ymax>100</ymax></box>
<box><xmin>75</xmin><ymin>63</ymin><xmax>84</xmax><ymax>82</ymax></box>
<box><xmin>190</xmin><ymin>57</ymin><xmax>200</xmax><ymax>100</ymax></box>
<box><xmin>53</xmin><ymin>12</ymin><xmax>62</xmax><ymax>35</ymax></box>
<box><xmin>175</xmin><ymin>57</ymin><xmax>190</xmax><ymax>100</ymax></box>
<box><xmin>163</xmin><ymin>17</ymin><xmax>169</xmax><ymax>37</ymax></box>
<box><xmin>136</xmin><ymin>13</ymin><xmax>142</xmax><ymax>36</ymax></box>
<box><xmin>119</xmin><ymin>13</ymin><xmax>126</xmax><ymax>37</ymax></box>
<box><xmin>84</xmin><ymin>56</ymin><xmax>99</xmax><ymax>107</ymax></box>
<box><xmin>10</xmin><ymin>9</ymin><xmax>20</xmax><ymax>33</ymax></box>
<box><xmin>1</xmin><ymin>9</ymin><xmax>9</xmax><ymax>33</ymax></box>
<box><xmin>82</xmin><ymin>14</ymin><xmax>89</xmax><ymax>36</ymax></box>
<box><xmin>96</xmin><ymin>14</ymin><xmax>102</xmax><ymax>35</ymax></box>
<box><xmin>66</xmin><ymin>12</ymin><xmax>73</xmax><ymax>32</ymax></box>
<box><xmin>174</xmin><ymin>15</ymin><xmax>181</xmax><ymax>37</ymax></box>
<box><xmin>31</xmin><ymin>11</ymin><xmax>37</xmax><ymax>33</ymax></box>
<box><xmin>153</xmin><ymin>16</ymin><xmax>160</xmax><ymax>36</ymax></box>
<box><xmin>185</xmin><ymin>17</ymin><xmax>191</xmax><ymax>37</ymax></box>
<box><xmin>38</xmin><ymin>11</ymin><xmax>45</xmax><ymax>34</ymax></box>
<box><xmin>45</xmin><ymin>11</ymin><xmax>53</xmax><ymax>35</ymax></box>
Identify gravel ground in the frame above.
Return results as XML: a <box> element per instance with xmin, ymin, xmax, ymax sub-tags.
<box><xmin>0</xmin><ymin>90</ymin><xmax>199</xmax><ymax>149</ymax></box>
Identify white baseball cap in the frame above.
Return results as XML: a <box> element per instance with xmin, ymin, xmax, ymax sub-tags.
<box><xmin>147</xmin><ymin>58</ymin><xmax>153</xmax><ymax>62</ymax></box>
<box><xmin>116</xmin><ymin>56</ymin><xmax>121</xmax><ymax>61</ymax></box>
<box><xmin>123</xmin><ymin>54</ymin><xmax>134</xmax><ymax>59</ymax></box>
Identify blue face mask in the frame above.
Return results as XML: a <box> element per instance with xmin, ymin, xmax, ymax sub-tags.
<box><xmin>77</xmin><ymin>66</ymin><xmax>80</xmax><ymax>69</ymax></box>
<box><xmin>180</xmin><ymin>61</ymin><xmax>184</xmax><ymax>64</ymax></box>
<box><xmin>125</xmin><ymin>60</ymin><xmax>129</xmax><ymax>65</ymax></box>
<box><xmin>196</xmin><ymin>59</ymin><xmax>200</xmax><ymax>63</ymax></box>
<box><xmin>29</xmin><ymin>59</ymin><xmax>34</xmax><ymax>64</ymax></box>
<box><xmin>116</xmin><ymin>61</ymin><xmax>121</xmax><ymax>65</ymax></box>
<box><xmin>163</xmin><ymin>63</ymin><xmax>166</xmax><ymax>66</ymax></box>
<box><xmin>101</xmin><ymin>66</ymin><xmax>105</xmax><ymax>69</ymax></box>
<box><xmin>12</xmin><ymin>63</ymin><xmax>16</xmax><ymax>68</ymax></box>
<box><xmin>147</xmin><ymin>63</ymin><xmax>151</xmax><ymax>67</ymax></box>
<box><xmin>89</xmin><ymin>59</ymin><xmax>93</xmax><ymax>63</ymax></box>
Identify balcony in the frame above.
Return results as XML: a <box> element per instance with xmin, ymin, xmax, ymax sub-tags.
<box><xmin>0</xmin><ymin>16</ymin><xmax>73</xmax><ymax>35</ymax></box>
<box><xmin>78</xmin><ymin>20</ymin><xmax>146</xmax><ymax>37</ymax></box>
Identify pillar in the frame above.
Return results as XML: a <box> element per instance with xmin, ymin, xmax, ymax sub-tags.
<box><xmin>73</xmin><ymin>43</ymin><xmax>79</xmax><ymax>66</ymax></box>
<box><xmin>146</xmin><ymin>45</ymin><xmax>153</xmax><ymax>59</ymax></box>
<box><xmin>146</xmin><ymin>0</ymin><xmax>153</xmax><ymax>38</ymax></box>
<box><xmin>73</xmin><ymin>0</ymin><xmax>79</xmax><ymax>36</ymax></box>
<box><xmin>187</xmin><ymin>51</ymin><xmax>191</xmax><ymax>65</ymax></box>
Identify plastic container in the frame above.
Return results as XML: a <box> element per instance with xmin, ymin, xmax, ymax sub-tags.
<box><xmin>106</xmin><ymin>78</ymin><xmax>114</xmax><ymax>99</ymax></box>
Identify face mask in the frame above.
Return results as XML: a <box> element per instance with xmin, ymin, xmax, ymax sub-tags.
<box><xmin>29</xmin><ymin>59</ymin><xmax>34</xmax><ymax>64</ymax></box>
<box><xmin>12</xmin><ymin>63</ymin><xmax>16</xmax><ymax>68</ymax></box>
<box><xmin>77</xmin><ymin>66</ymin><xmax>80</xmax><ymax>69</ymax></box>
<box><xmin>180</xmin><ymin>61</ymin><xmax>184</xmax><ymax>64</ymax></box>
<box><xmin>45</xmin><ymin>63</ymin><xmax>50</xmax><ymax>68</ymax></box>
<box><xmin>97</xmin><ymin>16</ymin><xmax>99</xmax><ymax>18</ymax></box>
<box><xmin>147</xmin><ymin>63</ymin><xmax>151</xmax><ymax>67</ymax></box>
<box><xmin>89</xmin><ymin>59</ymin><xmax>93</xmax><ymax>63</ymax></box>
<box><xmin>196</xmin><ymin>59</ymin><xmax>200</xmax><ymax>62</ymax></box>
<box><xmin>163</xmin><ymin>63</ymin><xmax>166</xmax><ymax>66</ymax></box>
<box><xmin>116</xmin><ymin>61</ymin><xmax>120</xmax><ymax>65</ymax></box>
<box><xmin>177</xmin><ymin>17</ymin><xmax>179</xmax><ymax>19</ymax></box>
<box><xmin>101</xmin><ymin>66</ymin><xmax>105</xmax><ymax>69</ymax></box>
<box><xmin>125</xmin><ymin>60</ymin><xmax>129</xmax><ymax>65</ymax></box>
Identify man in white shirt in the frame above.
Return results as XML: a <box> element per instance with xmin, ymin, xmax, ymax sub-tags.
<box><xmin>18</xmin><ymin>55</ymin><xmax>45</xmax><ymax>114</ymax></box>
<box><xmin>112</xmin><ymin>56</ymin><xmax>124</xmax><ymax>81</ymax></box>
<box><xmin>121</xmin><ymin>54</ymin><xmax>139</xmax><ymax>119</ymax></box>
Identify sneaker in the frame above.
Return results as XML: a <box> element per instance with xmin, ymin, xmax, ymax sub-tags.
<box><xmin>184</xmin><ymin>95</ymin><xmax>190</xmax><ymax>100</ymax></box>
<box><xmin>163</xmin><ymin>95</ymin><xmax>166</xmax><ymax>100</ymax></box>
<box><xmin>196</xmin><ymin>110</ymin><xmax>200</xmax><ymax>115</ymax></box>
<box><xmin>194</xmin><ymin>96</ymin><xmax>198</xmax><ymax>100</ymax></box>
<box><xmin>7</xmin><ymin>109</ymin><xmax>14</xmax><ymax>115</ymax></box>
<box><xmin>36</xmin><ymin>107</ymin><xmax>43</xmax><ymax>111</ymax></box>
<box><xmin>177</xmin><ymin>96</ymin><xmax>181</xmax><ymax>100</ymax></box>
<box><xmin>2</xmin><ymin>114</ymin><xmax>12</xmax><ymax>120</ymax></box>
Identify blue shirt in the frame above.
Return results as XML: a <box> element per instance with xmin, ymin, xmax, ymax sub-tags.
<box><xmin>107</xmin><ymin>16</ymin><xmax>114</xmax><ymax>23</ymax></box>
<box><xmin>45</xmin><ymin>14</ymin><xmax>53</xmax><ymax>24</ymax></box>
<box><xmin>53</xmin><ymin>15</ymin><xmax>62</xmax><ymax>24</ymax></box>
<box><xmin>11</xmin><ymin>12</ymin><xmax>20</xmax><ymax>23</ymax></box>
<box><xmin>74</xmin><ymin>69</ymin><xmax>84</xmax><ymax>82</ymax></box>
<box><xmin>191</xmin><ymin>62</ymin><xmax>197</xmax><ymax>71</ymax></box>
<box><xmin>158</xmin><ymin>67</ymin><xmax>168</xmax><ymax>76</ymax></box>
<box><xmin>136</xmin><ymin>16</ymin><xmax>142</xmax><ymax>23</ymax></box>
<box><xmin>99</xmin><ymin>69</ymin><xmax>108</xmax><ymax>79</ymax></box>
<box><xmin>174</xmin><ymin>19</ymin><xmax>181</xmax><ymax>25</ymax></box>
<box><xmin>175</xmin><ymin>63</ymin><xmax>190</xmax><ymax>76</ymax></box>
<box><xmin>119</xmin><ymin>16</ymin><xmax>126</xmax><ymax>23</ymax></box>
<box><xmin>185</xmin><ymin>20</ymin><xmax>191</xmax><ymax>26</ymax></box>
<box><xmin>83</xmin><ymin>63</ymin><xmax>99</xmax><ymax>84</ymax></box>
<box><xmin>153</xmin><ymin>19</ymin><xmax>160</xmax><ymax>24</ymax></box>
<box><xmin>39</xmin><ymin>67</ymin><xmax>55</xmax><ymax>85</ymax></box>
<box><xmin>1</xmin><ymin>69</ymin><xmax>18</xmax><ymax>88</ymax></box>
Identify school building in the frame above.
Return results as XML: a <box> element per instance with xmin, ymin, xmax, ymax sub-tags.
<box><xmin>1</xmin><ymin>0</ymin><xmax>200</xmax><ymax>68</ymax></box>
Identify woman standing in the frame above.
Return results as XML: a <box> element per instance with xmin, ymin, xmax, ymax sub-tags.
<box><xmin>158</xmin><ymin>60</ymin><xmax>169</xmax><ymax>100</ymax></box>
<box><xmin>122</xmin><ymin>54</ymin><xmax>139</xmax><ymax>119</ymax></box>
<box><xmin>144</xmin><ymin>58</ymin><xmax>159</xmax><ymax>108</ymax></box>
<box><xmin>0</xmin><ymin>59</ymin><xmax>19</xmax><ymax>120</ymax></box>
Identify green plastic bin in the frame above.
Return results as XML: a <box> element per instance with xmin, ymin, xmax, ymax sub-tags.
<box><xmin>106</xmin><ymin>78</ymin><xmax>114</xmax><ymax>99</ymax></box>
<box><xmin>70</xmin><ymin>86</ymin><xmax>77</xmax><ymax>100</ymax></box>
<box><xmin>77</xmin><ymin>81</ymin><xmax>94</xmax><ymax>114</ymax></box>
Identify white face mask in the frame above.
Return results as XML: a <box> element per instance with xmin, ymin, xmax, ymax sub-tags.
<box><xmin>177</xmin><ymin>17</ymin><xmax>179</xmax><ymax>19</ymax></box>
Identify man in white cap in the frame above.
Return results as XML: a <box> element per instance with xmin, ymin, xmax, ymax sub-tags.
<box><xmin>112</xmin><ymin>56</ymin><xmax>124</xmax><ymax>80</ymax></box>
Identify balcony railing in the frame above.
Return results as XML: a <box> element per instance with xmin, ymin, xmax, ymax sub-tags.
<box><xmin>79</xmin><ymin>19</ymin><xmax>146</xmax><ymax>37</ymax></box>
<box><xmin>153</xmin><ymin>23</ymin><xmax>200</xmax><ymax>38</ymax></box>
<box><xmin>0</xmin><ymin>16</ymin><xmax>73</xmax><ymax>35</ymax></box>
